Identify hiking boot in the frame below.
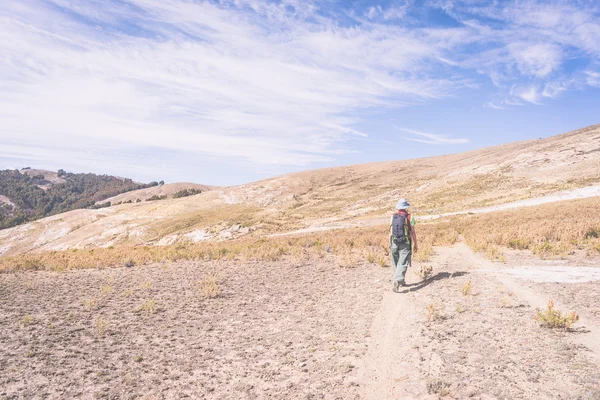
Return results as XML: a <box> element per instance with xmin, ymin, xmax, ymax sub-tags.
<box><xmin>392</xmin><ymin>281</ymin><xmax>400</xmax><ymax>293</ymax></box>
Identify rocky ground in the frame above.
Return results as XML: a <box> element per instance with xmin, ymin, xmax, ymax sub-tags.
<box><xmin>1</xmin><ymin>244</ymin><xmax>599</xmax><ymax>399</ymax></box>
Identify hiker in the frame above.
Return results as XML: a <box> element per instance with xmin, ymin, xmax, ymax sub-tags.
<box><xmin>390</xmin><ymin>198</ymin><xmax>418</xmax><ymax>292</ymax></box>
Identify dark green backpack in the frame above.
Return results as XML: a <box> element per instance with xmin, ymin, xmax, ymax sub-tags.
<box><xmin>392</xmin><ymin>213</ymin><xmax>409</xmax><ymax>243</ymax></box>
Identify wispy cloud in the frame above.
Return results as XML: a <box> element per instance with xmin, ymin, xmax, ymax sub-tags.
<box><xmin>0</xmin><ymin>0</ymin><xmax>598</xmax><ymax>183</ymax></box>
<box><xmin>397</xmin><ymin>128</ymin><xmax>468</xmax><ymax>145</ymax></box>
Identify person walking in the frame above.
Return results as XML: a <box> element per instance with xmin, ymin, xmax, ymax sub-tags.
<box><xmin>390</xmin><ymin>198</ymin><xmax>418</xmax><ymax>292</ymax></box>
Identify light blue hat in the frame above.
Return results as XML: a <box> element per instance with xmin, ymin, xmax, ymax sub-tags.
<box><xmin>396</xmin><ymin>198</ymin><xmax>410</xmax><ymax>210</ymax></box>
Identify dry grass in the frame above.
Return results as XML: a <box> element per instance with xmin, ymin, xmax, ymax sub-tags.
<box><xmin>83</xmin><ymin>297</ymin><xmax>98</xmax><ymax>311</ymax></box>
<box><xmin>140</xmin><ymin>281</ymin><xmax>154</xmax><ymax>290</ymax></box>
<box><xmin>454</xmin><ymin>197</ymin><xmax>600</xmax><ymax>260</ymax></box>
<box><xmin>199</xmin><ymin>275</ymin><xmax>221</xmax><ymax>299</ymax></box>
<box><xmin>535</xmin><ymin>300</ymin><xmax>579</xmax><ymax>330</ymax></box>
<box><xmin>460</xmin><ymin>281</ymin><xmax>472</xmax><ymax>296</ymax></box>
<box><xmin>95</xmin><ymin>317</ymin><xmax>109</xmax><ymax>337</ymax></box>
<box><xmin>426</xmin><ymin>303</ymin><xmax>441</xmax><ymax>322</ymax></box>
<box><xmin>1</xmin><ymin>197</ymin><xmax>598</xmax><ymax>273</ymax></box>
<box><xmin>0</xmin><ymin>224</ymin><xmax>451</xmax><ymax>273</ymax></box>
<box><xmin>137</xmin><ymin>299</ymin><xmax>158</xmax><ymax>314</ymax></box>
<box><xmin>18</xmin><ymin>315</ymin><xmax>35</xmax><ymax>328</ymax></box>
<box><xmin>414</xmin><ymin>264</ymin><xmax>433</xmax><ymax>280</ymax></box>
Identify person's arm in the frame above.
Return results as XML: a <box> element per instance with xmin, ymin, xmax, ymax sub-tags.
<box><xmin>411</xmin><ymin>225</ymin><xmax>418</xmax><ymax>252</ymax></box>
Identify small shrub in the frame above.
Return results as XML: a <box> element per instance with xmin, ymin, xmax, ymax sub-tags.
<box><xmin>415</xmin><ymin>264</ymin><xmax>433</xmax><ymax>280</ymax></box>
<box><xmin>200</xmin><ymin>276</ymin><xmax>221</xmax><ymax>298</ymax></box>
<box><xmin>100</xmin><ymin>285</ymin><xmax>112</xmax><ymax>296</ymax></box>
<box><xmin>140</xmin><ymin>281</ymin><xmax>154</xmax><ymax>290</ymax></box>
<box><xmin>95</xmin><ymin>317</ymin><xmax>109</xmax><ymax>337</ymax></box>
<box><xmin>18</xmin><ymin>315</ymin><xmax>35</xmax><ymax>327</ymax></box>
<box><xmin>137</xmin><ymin>299</ymin><xmax>158</xmax><ymax>314</ymax></box>
<box><xmin>460</xmin><ymin>280</ymin><xmax>472</xmax><ymax>296</ymax></box>
<box><xmin>499</xmin><ymin>296</ymin><xmax>513</xmax><ymax>308</ymax></box>
<box><xmin>426</xmin><ymin>303</ymin><xmax>440</xmax><ymax>322</ymax></box>
<box><xmin>585</xmin><ymin>228</ymin><xmax>599</xmax><ymax>239</ymax></box>
<box><xmin>485</xmin><ymin>246</ymin><xmax>505</xmax><ymax>262</ymax></box>
<box><xmin>535</xmin><ymin>300</ymin><xmax>579</xmax><ymax>329</ymax></box>
<box><xmin>366</xmin><ymin>252</ymin><xmax>376</xmax><ymax>264</ymax></box>
<box><xmin>83</xmin><ymin>297</ymin><xmax>98</xmax><ymax>311</ymax></box>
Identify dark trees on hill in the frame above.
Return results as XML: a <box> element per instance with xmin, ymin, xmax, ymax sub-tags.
<box><xmin>0</xmin><ymin>169</ymin><xmax>157</xmax><ymax>229</ymax></box>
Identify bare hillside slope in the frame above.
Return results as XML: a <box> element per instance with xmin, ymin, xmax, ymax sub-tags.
<box><xmin>1</xmin><ymin>124</ymin><xmax>599</xmax><ymax>255</ymax></box>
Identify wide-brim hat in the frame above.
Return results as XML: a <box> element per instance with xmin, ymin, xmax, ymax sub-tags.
<box><xmin>396</xmin><ymin>198</ymin><xmax>410</xmax><ymax>210</ymax></box>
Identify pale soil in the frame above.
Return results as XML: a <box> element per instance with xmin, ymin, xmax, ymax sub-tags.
<box><xmin>2</xmin><ymin>244</ymin><xmax>599</xmax><ymax>399</ymax></box>
<box><xmin>0</xmin><ymin>257</ymin><xmax>383</xmax><ymax>399</ymax></box>
<box><xmin>361</xmin><ymin>243</ymin><xmax>600</xmax><ymax>399</ymax></box>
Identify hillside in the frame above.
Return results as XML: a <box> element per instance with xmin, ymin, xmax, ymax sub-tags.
<box><xmin>0</xmin><ymin>124</ymin><xmax>599</xmax><ymax>255</ymax></box>
<box><xmin>98</xmin><ymin>182</ymin><xmax>214</xmax><ymax>204</ymax></box>
<box><xmin>0</xmin><ymin>168</ymin><xmax>161</xmax><ymax>229</ymax></box>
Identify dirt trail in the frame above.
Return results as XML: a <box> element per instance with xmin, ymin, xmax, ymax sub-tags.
<box><xmin>359</xmin><ymin>291</ymin><xmax>433</xmax><ymax>399</ymax></box>
<box><xmin>360</xmin><ymin>242</ymin><xmax>600</xmax><ymax>399</ymax></box>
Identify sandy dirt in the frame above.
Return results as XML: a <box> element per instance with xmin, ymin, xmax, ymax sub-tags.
<box><xmin>2</xmin><ymin>242</ymin><xmax>599</xmax><ymax>399</ymax></box>
<box><xmin>0</xmin><ymin>257</ymin><xmax>383</xmax><ymax>399</ymax></box>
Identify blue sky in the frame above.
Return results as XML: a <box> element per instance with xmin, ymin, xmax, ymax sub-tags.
<box><xmin>1</xmin><ymin>0</ymin><xmax>599</xmax><ymax>186</ymax></box>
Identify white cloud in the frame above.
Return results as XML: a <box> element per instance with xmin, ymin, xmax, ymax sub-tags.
<box><xmin>0</xmin><ymin>0</ymin><xmax>468</xmax><ymax>173</ymax></box>
<box><xmin>507</xmin><ymin>42</ymin><xmax>562</xmax><ymax>78</ymax></box>
<box><xmin>0</xmin><ymin>0</ymin><xmax>599</xmax><ymax>180</ymax></box>
<box><xmin>397</xmin><ymin>128</ymin><xmax>468</xmax><ymax>145</ymax></box>
<box><xmin>365</xmin><ymin>2</ymin><xmax>410</xmax><ymax>21</ymax></box>
<box><xmin>510</xmin><ymin>85</ymin><xmax>542</xmax><ymax>104</ymax></box>
<box><xmin>586</xmin><ymin>70</ymin><xmax>600</xmax><ymax>87</ymax></box>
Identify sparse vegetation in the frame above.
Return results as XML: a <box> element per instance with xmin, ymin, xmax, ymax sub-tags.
<box><xmin>455</xmin><ymin>197</ymin><xmax>600</xmax><ymax>259</ymax></box>
<box><xmin>415</xmin><ymin>264</ymin><xmax>433</xmax><ymax>280</ymax></box>
<box><xmin>137</xmin><ymin>299</ymin><xmax>158</xmax><ymax>314</ymax></box>
<box><xmin>100</xmin><ymin>285</ymin><xmax>112</xmax><ymax>296</ymax></box>
<box><xmin>173</xmin><ymin>188</ymin><xmax>203</xmax><ymax>198</ymax></box>
<box><xmin>83</xmin><ymin>297</ymin><xmax>98</xmax><ymax>311</ymax></box>
<box><xmin>535</xmin><ymin>300</ymin><xmax>580</xmax><ymax>330</ymax></box>
<box><xmin>2</xmin><ymin>196</ymin><xmax>599</xmax><ymax>274</ymax></box>
<box><xmin>426</xmin><ymin>303</ymin><xmax>441</xmax><ymax>322</ymax></box>
<box><xmin>460</xmin><ymin>281</ymin><xmax>472</xmax><ymax>296</ymax></box>
<box><xmin>199</xmin><ymin>275</ymin><xmax>221</xmax><ymax>298</ymax></box>
<box><xmin>95</xmin><ymin>317</ymin><xmax>109</xmax><ymax>337</ymax></box>
<box><xmin>18</xmin><ymin>315</ymin><xmax>35</xmax><ymax>328</ymax></box>
<box><xmin>140</xmin><ymin>281</ymin><xmax>154</xmax><ymax>290</ymax></box>
<box><xmin>146</xmin><ymin>195</ymin><xmax>167</xmax><ymax>201</ymax></box>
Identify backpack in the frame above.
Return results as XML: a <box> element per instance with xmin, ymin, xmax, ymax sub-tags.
<box><xmin>392</xmin><ymin>213</ymin><xmax>410</xmax><ymax>243</ymax></box>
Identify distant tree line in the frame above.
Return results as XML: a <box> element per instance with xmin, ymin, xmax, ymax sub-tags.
<box><xmin>172</xmin><ymin>188</ymin><xmax>203</xmax><ymax>198</ymax></box>
<box><xmin>0</xmin><ymin>169</ymin><xmax>160</xmax><ymax>229</ymax></box>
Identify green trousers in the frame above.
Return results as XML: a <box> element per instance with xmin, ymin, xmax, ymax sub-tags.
<box><xmin>390</xmin><ymin>239</ymin><xmax>412</xmax><ymax>284</ymax></box>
